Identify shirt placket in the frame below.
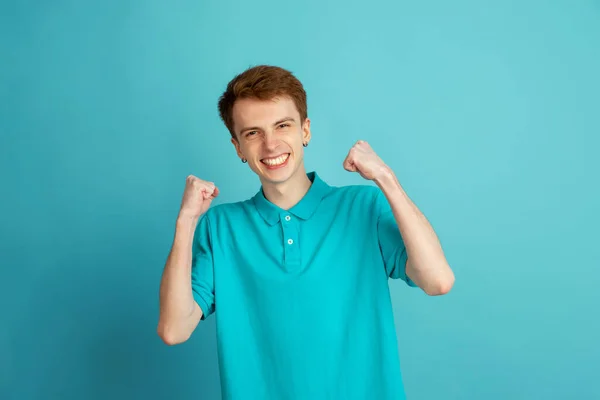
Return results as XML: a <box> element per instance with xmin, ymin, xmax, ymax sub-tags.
<box><xmin>280</xmin><ymin>212</ymin><xmax>301</xmax><ymax>270</ymax></box>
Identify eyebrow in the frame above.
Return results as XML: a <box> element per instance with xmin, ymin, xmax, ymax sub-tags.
<box><xmin>239</xmin><ymin>117</ymin><xmax>295</xmax><ymax>135</ymax></box>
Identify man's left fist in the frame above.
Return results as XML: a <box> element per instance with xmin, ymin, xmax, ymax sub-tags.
<box><xmin>343</xmin><ymin>140</ymin><xmax>390</xmax><ymax>181</ymax></box>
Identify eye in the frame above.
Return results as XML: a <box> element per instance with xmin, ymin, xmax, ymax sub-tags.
<box><xmin>278</xmin><ymin>123</ymin><xmax>290</xmax><ymax>129</ymax></box>
<box><xmin>246</xmin><ymin>131</ymin><xmax>258</xmax><ymax>136</ymax></box>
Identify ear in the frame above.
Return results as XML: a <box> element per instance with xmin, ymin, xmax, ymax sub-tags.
<box><xmin>231</xmin><ymin>137</ymin><xmax>244</xmax><ymax>160</ymax></box>
<box><xmin>302</xmin><ymin>118</ymin><xmax>311</xmax><ymax>145</ymax></box>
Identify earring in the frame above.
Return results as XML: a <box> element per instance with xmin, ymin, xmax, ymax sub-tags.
<box><xmin>241</xmin><ymin>158</ymin><xmax>247</xmax><ymax>163</ymax></box>
<box><xmin>303</xmin><ymin>142</ymin><xmax>308</xmax><ymax>147</ymax></box>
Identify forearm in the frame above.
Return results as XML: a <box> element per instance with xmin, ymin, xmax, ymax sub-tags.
<box><xmin>375</xmin><ymin>169</ymin><xmax>454</xmax><ymax>295</ymax></box>
<box><xmin>157</xmin><ymin>215</ymin><xmax>203</xmax><ymax>344</ymax></box>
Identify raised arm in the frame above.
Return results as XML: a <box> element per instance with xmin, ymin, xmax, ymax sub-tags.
<box><xmin>343</xmin><ymin>140</ymin><xmax>455</xmax><ymax>295</ymax></box>
<box><xmin>157</xmin><ymin>176</ymin><xmax>219</xmax><ymax>345</ymax></box>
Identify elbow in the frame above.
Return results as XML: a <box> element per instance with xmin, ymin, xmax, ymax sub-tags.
<box><xmin>424</xmin><ymin>271</ymin><xmax>455</xmax><ymax>296</ymax></box>
<box><xmin>157</xmin><ymin>322</ymin><xmax>191</xmax><ymax>346</ymax></box>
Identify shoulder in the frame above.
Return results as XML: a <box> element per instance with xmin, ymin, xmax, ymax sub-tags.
<box><xmin>193</xmin><ymin>198</ymin><xmax>254</xmax><ymax>248</ymax></box>
<box><xmin>202</xmin><ymin>198</ymin><xmax>254</xmax><ymax>222</ymax></box>
<box><xmin>321</xmin><ymin>183</ymin><xmax>385</xmax><ymax>219</ymax></box>
<box><xmin>327</xmin><ymin>182</ymin><xmax>382</xmax><ymax>204</ymax></box>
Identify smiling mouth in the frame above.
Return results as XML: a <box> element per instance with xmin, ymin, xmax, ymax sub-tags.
<box><xmin>261</xmin><ymin>153</ymin><xmax>290</xmax><ymax>167</ymax></box>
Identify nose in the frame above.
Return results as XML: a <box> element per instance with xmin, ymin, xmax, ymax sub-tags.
<box><xmin>263</xmin><ymin>131</ymin><xmax>279</xmax><ymax>150</ymax></box>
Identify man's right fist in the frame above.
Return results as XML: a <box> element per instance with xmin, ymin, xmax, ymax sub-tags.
<box><xmin>179</xmin><ymin>175</ymin><xmax>219</xmax><ymax>219</ymax></box>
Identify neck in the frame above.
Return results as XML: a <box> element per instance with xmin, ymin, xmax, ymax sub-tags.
<box><xmin>261</xmin><ymin>167</ymin><xmax>312</xmax><ymax>210</ymax></box>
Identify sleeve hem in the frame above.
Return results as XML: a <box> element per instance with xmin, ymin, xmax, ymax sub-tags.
<box><xmin>193</xmin><ymin>291</ymin><xmax>211</xmax><ymax>320</ymax></box>
<box><xmin>397</xmin><ymin>247</ymin><xmax>418</xmax><ymax>287</ymax></box>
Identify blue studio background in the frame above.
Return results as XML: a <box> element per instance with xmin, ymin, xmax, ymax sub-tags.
<box><xmin>2</xmin><ymin>1</ymin><xmax>599</xmax><ymax>399</ymax></box>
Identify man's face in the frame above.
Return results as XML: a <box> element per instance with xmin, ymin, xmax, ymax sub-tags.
<box><xmin>231</xmin><ymin>96</ymin><xmax>311</xmax><ymax>185</ymax></box>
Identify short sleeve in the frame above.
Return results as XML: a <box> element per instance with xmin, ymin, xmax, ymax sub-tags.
<box><xmin>191</xmin><ymin>213</ymin><xmax>216</xmax><ymax>319</ymax></box>
<box><xmin>375</xmin><ymin>189</ymin><xmax>417</xmax><ymax>287</ymax></box>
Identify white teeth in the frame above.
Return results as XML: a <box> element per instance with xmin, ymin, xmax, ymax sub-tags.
<box><xmin>262</xmin><ymin>153</ymin><xmax>289</xmax><ymax>166</ymax></box>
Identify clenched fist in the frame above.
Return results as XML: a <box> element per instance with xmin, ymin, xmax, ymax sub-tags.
<box><xmin>343</xmin><ymin>140</ymin><xmax>390</xmax><ymax>182</ymax></box>
<box><xmin>179</xmin><ymin>175</ymin><xmax>220</xmax><ymax>219</ymax></box>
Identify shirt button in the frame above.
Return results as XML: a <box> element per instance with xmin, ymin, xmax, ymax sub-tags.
<box><xmin>285</xmin><ymin>215</ymin><xmax>291</xmax><ymax>221</ymax></box>
<box><xmin>287</xmin><ymin>239</ymin><xmax>294</xmax><ymax>245</ymax></box>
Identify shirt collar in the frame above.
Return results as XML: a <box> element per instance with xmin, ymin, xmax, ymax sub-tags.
<box><xmin>252</xmin><ymin>171</ymin><xmax>331</xmax><ymax>226</ymax></box>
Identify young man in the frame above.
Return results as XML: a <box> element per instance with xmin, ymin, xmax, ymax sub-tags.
<box><xmin>158</xmin><ymin>65</ymin><xmax>454</xmax><ymax>399</ymax></box>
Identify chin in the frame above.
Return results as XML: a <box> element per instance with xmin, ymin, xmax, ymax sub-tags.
<box><xmin>261</xmin><ymin>169</ymin><xmax>295</xmax><ymax>185</ymax></box>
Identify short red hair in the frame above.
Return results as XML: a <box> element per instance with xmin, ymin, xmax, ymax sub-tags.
<box><xmin>218</xmin><ymin>65</ymin><xmax>308</xmax><ymax>138</ymax></box>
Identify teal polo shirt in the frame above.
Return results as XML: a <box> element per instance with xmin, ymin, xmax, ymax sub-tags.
<box><xmin>191</xmin><ymin>171</ymin><xmax>417</xmax><ymax>399</ymax></box>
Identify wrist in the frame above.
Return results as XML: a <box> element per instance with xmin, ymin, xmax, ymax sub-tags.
<box><xmin>373</xmin><ymin>166</ymin><xmax>399</xmax><ymax>190</ymax></box>
<box><xmin>176</xmin><ymin>212</ymin><xmax>200</xmax><ymax>228</ymax></box>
